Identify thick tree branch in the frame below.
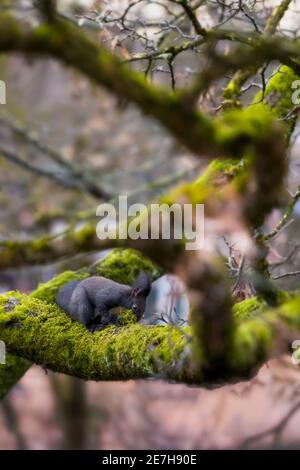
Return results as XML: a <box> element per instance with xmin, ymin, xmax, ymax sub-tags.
<box><xmin>0</xmin><ymin>13</ymin><xmax>296</xmax><ymax>288</ymax></box>
<box><xmin>0</xmin><ymin>158</ymin><xmax>243</xmax><ymax>270</ymax></box>
<box><xmin>1</xmin><ymin>4</ymin><xmax>299</xmax><ymax>393</ymax></box>
<box><xmin>0</xmin><ymin>61</ymin><xmax>297</xmax><ymax>270</ymax></box>
<box><xmin>0</xmin><ymin>14</ymin><xmax>215</xmax><ymax>158</ymax></box>
<box><xmin>0</xmin><ymin>354</ymin><xmax>31</xmax><ymax>400</ymax></box>
<box><xmin>0</xmin><ymin>14</ymin><xmax>298</xmax><ymax>158</ymax></box>
<box><xmin>0</xmin><ymin>249</ymin><xmax>300</xmax><ymax>386</ymax></box>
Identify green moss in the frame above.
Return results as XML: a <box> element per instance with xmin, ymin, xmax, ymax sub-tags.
<box><xmin>31</xmin><ymin>249</ymin><xmax>161</xmax><ymax>307</ymax></box>
<box><xmin>0</xmin><ymin>290</ymin><xmax>23</xmax><ymax>308</ymax></box>
<box><xmin>223</xmin><ymin>67</ymin><xmax>257</xmax><ymax>105</ymax></box>
<box><xmin>233</xmin><ymin>297</ymin><xmax>266</xmax><ymax>321</ymax></box>
<box><xmin>3</xmin><ymin>277</ymin><xmax>300</xmax><ymax>383</ymax></box>
<box><xmin>72</xmin><ymin>223</ymin><xmax>96</xmax><ymax>245</ymax></box>
<box><xmin>253</xmin><ymin>66</ymin><xmax>299</xmax><ymax>120</ymax></box>
<box><xmin>0</xmin><ymin>292</ymin><xmax>190</xmax><ymax>381</ymax></box>
<box><xmin>32</xmin><ymin>270</ymin><xmax>89</xmax><ymax>304</ymax></box>
<box><xmin>160</xmin><ymin>158</ymin><xmax>244</xmax><ymax>206</ymax></box>
<box><xmin>29</xmin><ymin>249</ymin><xmax>162</xmax><ymax>336</ymax></box>
<box><xmin>223</xmin><ymin>80</ymin><xmax>239</xmax><ymax>100</ymax></box>
<box><xmin>0</xmin><ymin>354</ymin><xmax>31</xmax><ymax>400</ymax></box>
<box><xmin>216</xmin><ymin>106</ymin><xmax>276</xmax><ymax>153</ymax></box>
<box><xmin>92</xmin><ymin>248</ymin><xmax>162</xmax><ymax>284</ymax></box>
<box><xmin>230</xmin><ymin>295</ymin><xmax>300</xmax><ymax>373</ymax></box>
<box><xmin>34</xmin><ymin>24</ymin><xmax>65</xmax><ymax>50</ymax></box>
<box><xmin>118</xmin><ymin>308</ymin><xmax>137</xmax><ymax>326</ymax></box>
<box><xmin>0</xmin><ymin>247</ymin><xmax>187</xmax><ymax>382</ymax></box>
<box><xmin>229</xmin><ymin>317</ymin><xmax>273</xmax><ymax>372</ymax></box>
<box><xmin>278</xmin><ymin>296</ymin><xmax>300</xmax><ymax>329</ymax></box>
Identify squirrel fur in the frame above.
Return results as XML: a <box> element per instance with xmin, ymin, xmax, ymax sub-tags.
<box><xmin>56</xmin><ymin>271</ymin><xmax>151</xmax><ymax>332</ymax></box>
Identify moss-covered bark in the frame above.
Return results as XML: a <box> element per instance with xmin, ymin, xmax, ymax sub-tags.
<box><xmin>0</xmin><ymin>249</ymin><xmax>162</xmax><ymax>396</ymax></box>
<box><xmin>0</xmin><ymin>14</ymin><xmax>292</xmax><ymax>162</ymax></box>
<box><xmin>0</xmin><ymin>354</ymin><xmax>31</xmax><ymax>400</ymax></box>
<box><xmin>32</xmin><ymin>248</ymin><xmax>162</xmax><ymax>304</ymax></box>
<box><xmin>1</xmin><ymin>278</ymin><xmax>300</xmax><ymax>385</ymax></box>
<box><xmin>0</xmin><ymin>13</ymin><xmax>298</xmax><ymax>268</ymax></box>
<box><xmin>0</xmin><ymin>14</ymin><xmax>213</xmax><ymax>158</ymax></box>
<box><xmin>0</xmin><ymin>59</ymin><xmax>296</xmax><ymax>269</ymax></box>
<box><xmin>0</xmin><ymin>249</ymin><xmax>300</xmax><ymax>386</ymax></box>
<box><xmin>0</xmin><ymin>13</ymin><xmax>299</xmax><ymax>388</ymax></box>
<box><xmin>0</xmin><ymin>157</ymin><xmax>242</xmax><ymax>269</ymax></box>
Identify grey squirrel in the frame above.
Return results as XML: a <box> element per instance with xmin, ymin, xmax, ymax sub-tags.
<box><xmin>56</xmin><ymin>271</ymin><xmax>151</xmax><ymax>332</ymax></box>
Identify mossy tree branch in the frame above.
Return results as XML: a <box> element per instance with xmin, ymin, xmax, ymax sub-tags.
<box><xmin>0</xmin><ymin>14</ymin><xmax>213</xmax><ymax>158</ymax></box>
<box><xmin>1</xmin><ymin>12</ymin><xmax>295</xmax><ymax>236</ymax></box>
<box><xmin>0</xmin><ymin>7</ymin><xmax>299</xmax><ymax>390</ymax></box>
<box><xmin>0</xmin><ymin>13</ymin><xmax>298</xmax><ymax>159</ymax></box>
<box><xmin>0</xmin><ymin>249</ymin><xmax>300</xmax><ymax>386</ymax></box>
<box><xmin>0</xmin><ymin>354</ymin><xmax>31</xmax><ymax>400</ymax></box>
<box><xmin>0</xmin><ymin>62</ymin><xmax>298</xmax><ymax>270</ymax></box>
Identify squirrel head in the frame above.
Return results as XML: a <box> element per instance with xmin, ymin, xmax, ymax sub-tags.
<box><xmin>129</xmin><ymin>271</ymin><xmax>152</xmax><ymax>320</ymax></box>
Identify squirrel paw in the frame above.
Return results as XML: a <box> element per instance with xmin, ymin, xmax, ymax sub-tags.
<box><xmin>88</xmin><ymin>324</ymin><xmax>105</xmax><ymax>333</ymax></box>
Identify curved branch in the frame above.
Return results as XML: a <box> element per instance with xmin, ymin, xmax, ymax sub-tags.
<box><xmin>0</xmin><ymin>14</ymin><xmax>215</xmax><ymax>158</ymax></box>
<box><xmin>0</xmin><ymin>158</ymin><xmax>242</xmax><ymax>270</ymax></box>
<box><xmin>0</xmin><ymin>61</ymin><xmax>297</xmax><ymax>270</ymax></box>
<box><xmin>0</xmin><ymin>13</ymin><xmax>298</xmax><ymax>158</ymax></box>
<box><xmin>0</xmin><ymin>249</ymin><xmax>300</xmax><ymax>385</ymax></box>
<box><xmin>0</xmin><ymin>13</ymin><xmax>297</xmax><ymax>276</ymax></box>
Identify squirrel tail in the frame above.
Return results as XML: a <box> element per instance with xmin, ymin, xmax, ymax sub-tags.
<box><xmin>56</xmin><ymin>280</ymin><xmax>81</xmax><ymax>312</ymax></box>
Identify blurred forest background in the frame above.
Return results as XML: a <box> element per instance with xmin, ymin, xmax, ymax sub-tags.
<box><xmin>1</xmin><ymin>0</ymin><xmax>300</xmax><ymax>449</ymax></box>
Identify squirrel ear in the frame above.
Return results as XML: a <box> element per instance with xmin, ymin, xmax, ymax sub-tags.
<box><xmin>132</xmin><ymin>271</ymin><xmax>151</xmax><ymax>297</ymax></box>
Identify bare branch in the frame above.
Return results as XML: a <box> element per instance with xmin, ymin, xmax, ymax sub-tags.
<box><xmin>264</xmin><ymin>186</ymin><xmax>300</xmax><ymax>241</ymax></box>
